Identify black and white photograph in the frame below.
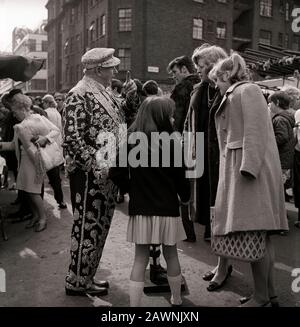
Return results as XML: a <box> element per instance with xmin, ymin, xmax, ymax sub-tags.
<box><xmin>0</xmin><ymin>0</ymin><xmax>300</xmax><ymax>323</ymax></box>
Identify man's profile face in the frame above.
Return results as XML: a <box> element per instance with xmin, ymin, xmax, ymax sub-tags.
<box><xmin>170</xmin><ymin>65</ymin><xmax>187</xmax><ymax>85</ymax></box>
<box><xmin>98</xmin><ymin>67</ymin><xmax>118</xmax><ymax>87</ymax></box>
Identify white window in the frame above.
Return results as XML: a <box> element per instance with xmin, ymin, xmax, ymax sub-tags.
<box><xmin>118</xmin><ymin>48</ymin><xmax>131</xmax><ymax>71</ymax></box>
<box><xmin>216</xmin><ymin>22</ymin><xmax>226</xmax><ymax>39</ymax></box>
<box><xmin>259</xmin><ymin>30</ymin><xmax>272</xmax><ymax>45</ymax></box>
<box><xmin>193</xmin><ymin>18</ymin><xmax>203</xmax><ymax>40</ymax></box>
<box><xmin>260</xmin><ymin>0</ymin><xmax>272</xmax><ymax>17</ymax></box>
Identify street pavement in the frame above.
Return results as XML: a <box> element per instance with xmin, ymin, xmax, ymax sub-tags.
<box><xmin>0</xmin><ymin>174</ymin><xmax>300</xmax><ymax>307</ymax></box>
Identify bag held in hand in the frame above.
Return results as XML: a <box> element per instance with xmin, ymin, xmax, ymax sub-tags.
<box><xmin>36</xmin><ymin>141</ymin><xmax>64</xmax><ymax>172</ymax></box>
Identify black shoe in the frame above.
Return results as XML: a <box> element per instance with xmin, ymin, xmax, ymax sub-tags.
<box><xmin>183</xmin><ymin>237</ymin><xmax>196</xmax><ymax>243</ymax></box>
<box><xmin>207</xmin><ymin>265</ymin><xmax>233</xmax><ymax>292</ymax></box>
<box><xmin>150</xmin><ymin>265</ymin><xmax>168</xmax><ymax>285</ymax></box>
<box><xmin>65</xmin><ymin>284</ymin><xmax>108</xmax><ymax>296</ymax></box>
<box><xmin>58</xmin><ymin>202</ymin><xmax>67</xmax><ymax>209</ymax></box>
<box><xmin>202</xmin><ymin>270</ymin><xmax>215</xmax><ymax>281</ymax></box>
<box><xmin>93</xmin><ymin>279</ymin><xmax>109</xmax><ymax>288</ymax></box>
<box><xmin>10</xmin><ymin>213</ymin><xmax>33</xmax><ymax>223</ymax></box>
<box><xmin>240</xmin><ymin>295</ymin><xmax>279</xmax><ymax>307</ymax></box>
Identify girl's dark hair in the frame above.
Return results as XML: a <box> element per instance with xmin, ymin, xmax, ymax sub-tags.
<box><xmin>129</xmin><ymin>96</ymin><xmax>175</xmax><ymax>137</ymax></box>
<box><xmin>269</xmin><ymin>91</ymin><xmax>290</xmax><ymax>110</ymax></box>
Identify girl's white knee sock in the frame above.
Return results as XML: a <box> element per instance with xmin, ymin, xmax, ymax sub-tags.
<box><xmin>167</xmin><ymin>274</ymin><xmax>182</xmax><ymax>305</ymax></box>
<box><xmin>129</xmin><ymin>280</ymin><xmax>144</xmax><ymax>307</ymax></box>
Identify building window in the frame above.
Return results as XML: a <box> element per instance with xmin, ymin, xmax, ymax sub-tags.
<box><xmin>260</xmin><ymin>0</ymin><xmax>272</xmax><ymax>17</ymax></box>
<box><xmin>90</xmin><ymin>21</ymin><xmax>96</xmax><ymax>42</ymax></box>
<box><xmin>90</xmin><ymin>0</ymin><xmax>97</xmax><ymax>8</ymax></box>
<box><xmin>118</xmin><ymin>48</ymin><xmax>131</xmax><ymax>71</ymax></box>
<box><xmin>259</xmin><ymin>30</ymin><xmax>272</xmax><ymax>45</ymax></box>
<box><xmin>285</xmin><ymin>34</ymin><xmax>289</xmax><ymax>48</ymax></box>
<box><xmin>70</xmin><ymin>7</ymin><xmax>75</xmax><ymax>24</ymax></box>
<box><xmin>216</xmin><ymin>22</ymin><xmax>226</xmax><ymax>39</ymax></box>
<box><xmin>278</xmin><ymin>32</ymin><xmax>283</xmax><ymax>47</ymax></box>
<box><xmin>118</xmin><ymin>8</ymin><xmax>132</xmax><ymax>32</ymax></box>
<box><xmin>285</xmin><ymin>2</ymin><xmax>290</xmax><ymax>21</ymax></box>
<box><xmin>193</xmin><ymin>18</ymin><xmax>203</xmax><ymax>40</ymax></box>
<box><xmin>41</xmin><ymin>40</ymin><xmax>48</xmax><ymax>52</ymax></box>
<box><xmin>279</xmin><ymin>0</ymin><xmax>284</xmax><ymax>13</ymax></box>
<box><xmin>27</xmin><ymin>39</ymin><xmax>36</xmax><ymax>52</ymax></box>
<box><xmin>100</xmin><ymin>15</ymin><xmax>106</xmax><ymax>36</ymax></box>
<box><xmin>293</xmin><ymin>35</ymin><xmax>300</xmax><ymax>51</ymax></box>
<box><xmin>207</xmin><ymin>20</ymin><xmax>214</xmax><ymax>33</ymax></box>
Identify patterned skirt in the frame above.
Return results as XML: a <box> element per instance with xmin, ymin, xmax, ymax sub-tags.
<box><xmin>127</xmin><ymin>215</ymin><xmax>186</xmax><ymax>246</ymax></box>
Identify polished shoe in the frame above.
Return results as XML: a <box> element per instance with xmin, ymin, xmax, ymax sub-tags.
<box><xmin>183</xmin><ymin>237</ymin><xmax>196</xmax><ymax>243</ymax></box>
<box><xmin>58</xmin><ymin>202</ymin><xmax>67</xmax><ymax>209</ymax></box>
<box><xmin>202</xmin><ymin>270</ymin><xmax>215</xmax><ymax>281</ymax></box>
<box><xmin>238</xmin><ymin>299</ymin><xmax>271</xmax><ymax>307</ymax></box>
<box><xmin>93</xmin><ymin>279</ymin><xmax>109</xmax><ymax>288</ymax></box>
<box><xmin>207</xmin><ymin>265</ymin><xmax>233</xmax><ymax>292</ymax></box>
<box><xmin>10</xmin><ymin>213</ymin><xmax>33</xmax><ymax>223</ymax></box>
<box><xmin>34</xmin><ymin>220</ymin><xmax>47</xmax><ymax>232</ymax></box>
<box><xmin>240</xmin><ymin>295</ymin><xmax>279</xmax><ymax>307</ymax></box>
<box><xmin>65</xmin><ymin>284</ymin><xmax>108</xmax><ymax>296</ymax></box>
<box><xmin>25</xmin><ymin>218</ymin><xmax>39</xmax><ymax>229</ymax></box>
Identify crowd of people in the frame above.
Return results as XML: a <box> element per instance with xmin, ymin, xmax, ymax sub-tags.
<box><xmin>0</xmin><ymin>44</ymin><xmax>300</xmax><ymax>307</ymax></box>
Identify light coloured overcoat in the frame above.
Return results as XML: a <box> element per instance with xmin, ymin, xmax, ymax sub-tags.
<box><xmin>212</xmin><ymin>82</ymin><xmax>288</xmax><ymax>236</ymax></box>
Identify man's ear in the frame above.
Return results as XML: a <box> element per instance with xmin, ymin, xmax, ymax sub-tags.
<box><xmin>181</xmin><ymin>66</ymin><xmax>189</xmax><ymax>74</ymax></box>
<box><xmin>96</xmin><ymin>67</ymin><xmax>102</xmax><ymax>76</ymax></box>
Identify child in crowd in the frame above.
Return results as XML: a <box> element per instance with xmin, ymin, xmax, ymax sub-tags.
<box><xmin>110</xmin><ymin>96</ymin><xmax>190</xmax><ymax>306</ymax></box>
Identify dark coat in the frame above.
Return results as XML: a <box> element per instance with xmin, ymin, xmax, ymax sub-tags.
<box><xmin>170</xmin><ymin>74</ymin><xmax>201</xmax><ymax>133</ymax></box>
<box><xmin>272</xmin><ymin>111</ymin><xmax>295</xmax><ymax>170</ymax></box>
<box><xmin>109</xmin><ymin>140</ymin><xmax>190</xmax><ymax>217</ymax></box>
<box><xmin>208</xmin><ymin>91</ymin><xmax>222</xmax><ymax>206</ymax></box>
<box><xmin>184</xmin><ymin>80</ymin><xmax>217</xmax><ymax>225</ymax></box>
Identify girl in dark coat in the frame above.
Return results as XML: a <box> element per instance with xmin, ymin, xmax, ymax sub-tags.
<box><xmin>110</xmin><ymin>96</ymin><xmax>190</xmax><ymax>307</ymax></box>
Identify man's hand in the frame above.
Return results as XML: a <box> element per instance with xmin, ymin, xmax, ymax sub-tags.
<box><xmin>123</xmin><ymin>71</ymin><xmax>137</xmax><ymax>95</ymax></box>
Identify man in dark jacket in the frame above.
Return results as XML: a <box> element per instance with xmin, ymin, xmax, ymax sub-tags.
<box><xmin>167</xmin><ymin>56</ymin><xmax>200</xmax><ymax>133</ymax></box>
<box><xmin>167</xmin><ymin>55</ymin><xmax>200</xmax><ymax>242</ymax></box>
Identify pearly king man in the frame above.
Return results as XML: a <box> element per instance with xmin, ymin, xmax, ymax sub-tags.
<box><xmin>63</xmin><ymin>48</ymin><xmax>137</xmax><ymax>296</ymax></box>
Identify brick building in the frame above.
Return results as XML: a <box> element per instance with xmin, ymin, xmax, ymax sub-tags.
<box><xmin>45</xmin><ymin>0</ymin><xmax>234</xmax><ymax>92</ymax></box>
<box><xmin>45</xmin><ymin>0</ymin><xmax>300</xmax><ymax>93</ymax></box>
<box><xmin>234</xmin><ymin>0</ymin><xmax>300</xmax><ymax>52</ymax></box>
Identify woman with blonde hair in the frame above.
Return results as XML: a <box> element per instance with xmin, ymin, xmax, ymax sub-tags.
<box><xmin>208</xmin><ymin>53</ymin><xmax>288</xmax><ymax>306</ymax></box>
<box><xmin>185</xmin><ymin>44</ymin><xmax>227</xmax><ymax>240</ymax></box>
<box><xmin>184</xmin><ymin>45</ymin><xmax>235</xmax><ymax>292</ymax></box>
<box><xmin>0</xmin><ymin>94</ymin><xmax>61</xmax><ymax>232</ymax></box>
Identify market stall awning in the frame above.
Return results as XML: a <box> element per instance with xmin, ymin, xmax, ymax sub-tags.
<box><xmin>0</xmin><ymin>55</ymin><xmax>44</xmax><ymax>82</ymax></box>
<box><xmin>242</xmin><ymin>43</ymin><xmax>300</xmax><ymax>79</ymax></box>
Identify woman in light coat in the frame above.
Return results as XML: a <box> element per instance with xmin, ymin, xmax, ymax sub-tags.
<box><xmin>209</xmin><ymin>53</ymin><xmax>288</xmax><ymax>306</ymax></box>
<box><xmin>0</xmin><ymin>94</ymin><xmax>60</xmax><ymax>232</ymax></box>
